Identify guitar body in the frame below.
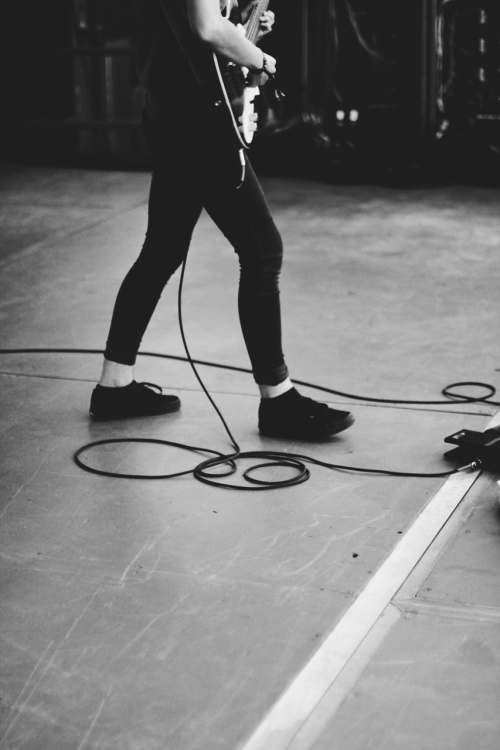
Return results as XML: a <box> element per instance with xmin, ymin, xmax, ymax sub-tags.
<box><xmin>241</xmin><ymin>81</ymin><xmax>260</xmax><ymax>145</ymax></box>
<box><xmin>213</xmin><ymin>1</ymin><xmax>269</xmax><ymax>149</ymax></box>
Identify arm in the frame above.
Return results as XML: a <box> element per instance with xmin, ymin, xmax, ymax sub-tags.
<box><xmin>186</xmin><ymin>0</ymin><xmax>276</xmax><ymax>77</ymax></box>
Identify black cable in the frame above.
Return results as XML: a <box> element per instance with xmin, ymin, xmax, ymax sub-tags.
<box><xmin>0</xmin><ymin>257</ymin><xmax>496</xmax><ymax>487</ymax></box>
<box><xmin>1</xmin><ymin>349</ymin><xmax>497</xmax><ymax>407</ymax></box>
<box><xmin>1</xmin><ymin>334</ymin><xmax>492</xmax><ymax>486</ymax></box>
<box><xmin>75</xmin><ymin>437</ymin><xmax>237</xmax><ymax>481</ymax></box>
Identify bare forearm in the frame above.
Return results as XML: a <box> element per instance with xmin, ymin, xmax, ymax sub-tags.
<box><xmin>186</xmin><ymin>0</ymin><xmax>263</xmax><ymax>69</ymax></box>
<box><xmin>202</xmin><ymin>18</ymin><xmax>264</xmax><ymax>68</ymax></box>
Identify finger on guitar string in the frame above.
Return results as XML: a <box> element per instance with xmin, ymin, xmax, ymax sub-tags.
<box><xmin>259</xmin><ymin>10</ymin><xmax>275</xmax><ymax>29</ymax></box>
<box><xmin>262</xmin><ymin>53</ymin><xmax>276</xmax><ymax>75</ymax></box>
<box><xmin>257</xmin><ymin>11</ymin><xmax>275</xmax><ymax>37</ymax></box>
<box><xmin>247</xmin><ymin>71</ymin><xmax>268</xmax><ymax>87</ymax></box>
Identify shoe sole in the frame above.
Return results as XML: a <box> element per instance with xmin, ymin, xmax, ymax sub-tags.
<box><xmin>259</xmin><ymin>413</ymin><xmax>355</xmax><ymax>440</ymax></box>
<box><xmin>89</xmin><ymin>399</ymin><xmax>181</xmax><ymax>422</ymax></box>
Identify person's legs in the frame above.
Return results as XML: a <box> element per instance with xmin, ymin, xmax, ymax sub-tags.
<box><xmin>91</xmin><ymin>118</ymin><xmax>203</xmax><ymax>419</ymax></box>
<box><xmin>102</xmin><ymin>159</ymin><xmax>203</xmax><ymax>377</ymax></box>
<box><xmin>93</xmin><ymin>126</ymin><xmax>354</xmax><ymax>435</ymax></box>
<box><xmin>201</xmin><ymin>154</ymin><xmax>290</xmax><ymax>390</ymax></box>
<box><xmin>200</xmin><ymin>151</ymin><xmax>354</xmax><ymax>437</ymax></box>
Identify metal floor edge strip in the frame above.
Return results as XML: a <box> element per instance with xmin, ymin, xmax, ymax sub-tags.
<box><xmin>237</xmin><ymin>409</ymin><xmax>499</xmax><ymax>750</ymax></box>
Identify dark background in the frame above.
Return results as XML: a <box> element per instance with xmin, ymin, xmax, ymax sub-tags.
<box><xmin>1</xmin><ymin>0</ymin><xmax>499</xmax><ymax>181</ymax></box>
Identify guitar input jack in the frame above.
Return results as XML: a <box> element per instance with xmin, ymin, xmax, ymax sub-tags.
<box><xmin>237</xmin><ymin>148</ymin><xmax>246</xmax><ymax>189</ymax></box>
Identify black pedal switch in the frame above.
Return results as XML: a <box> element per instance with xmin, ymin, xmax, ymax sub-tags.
<box><xmin>444</xmin><ymin>427</ymin><xmax>500</xmax><ymax>471</ymax></box>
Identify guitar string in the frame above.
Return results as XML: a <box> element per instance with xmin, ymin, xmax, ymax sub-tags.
<box><xmin>246</xmin><ymin>0</ymin><xmax>269</xmax><ymax>44</ymax></box>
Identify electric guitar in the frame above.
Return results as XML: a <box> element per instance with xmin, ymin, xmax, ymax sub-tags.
<box><xmin>213</xmin><ymin>0</ymin><xmax>270</xmax><ymax>148</ymax></box>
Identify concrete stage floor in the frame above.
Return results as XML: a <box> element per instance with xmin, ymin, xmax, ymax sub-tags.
<box><xmin>0</xmin><ymin>162</ymin><xmax>499</xmax><ymax>750</ymax></box>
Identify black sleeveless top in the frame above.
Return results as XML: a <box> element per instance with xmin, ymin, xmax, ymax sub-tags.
<box><xmin>136</xmin><ymin>0</ymin><xmax>235</xmax><ymax>150</ymax></box>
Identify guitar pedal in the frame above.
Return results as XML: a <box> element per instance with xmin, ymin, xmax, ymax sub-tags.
<box><xmin>443</xmin><ymin>427</ymin><xmax>500</xmax><ymax>471</ymax></box>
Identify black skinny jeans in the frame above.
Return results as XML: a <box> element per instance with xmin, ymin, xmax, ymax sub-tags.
<box><xmin>105</xmin><ymin>113</ymin><xmax>289</xmax><ymax>385</ymax></box>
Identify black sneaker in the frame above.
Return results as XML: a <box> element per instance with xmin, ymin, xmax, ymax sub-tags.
<box><xmin>259</xmin><ymin>387</ymin><xmax>354</xmax><ymax>440</ymax></box>
<box><xmin>89</xmin><ymin>381</ymin><xmax>181</xmax><ymax>422</ymax></box>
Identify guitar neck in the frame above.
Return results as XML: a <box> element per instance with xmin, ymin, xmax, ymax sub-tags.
<box><xmin>245</xmin><ymin>0</ymin><xmax>270</xmax><ymax>45</ymax></box>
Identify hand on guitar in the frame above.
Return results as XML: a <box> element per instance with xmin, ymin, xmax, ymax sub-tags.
<box><xmin>257</xmin><ymin>10</ymin><xmax>275</xmax><ymax>39</ymax></box>
<box><xmin>247</xmin><ymin>52</ymin><xmax>276</xmax><ymax>87</ymax></box>
<box><xmin>241</xmin><ymin>1</ymin><xmax>276</xmax><ymax>41</ymax></box>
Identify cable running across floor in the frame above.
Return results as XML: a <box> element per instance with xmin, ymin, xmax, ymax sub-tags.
<box><xmin>0</xmin><ymin>253</ymin><xmax>496</xmax><ymax>489</ymax></box>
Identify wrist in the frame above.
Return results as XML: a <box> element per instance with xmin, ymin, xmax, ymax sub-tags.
<box><xmin>249</xmin><ymin>51</ymin><xmax>267</xmax><ymax>74</ymax></box>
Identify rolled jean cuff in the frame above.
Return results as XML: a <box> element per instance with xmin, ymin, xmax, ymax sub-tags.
<box><xmin>104</xmin><ymin>342</ymin><xmax>137</xmax><ymax>367</ymax></box>
<box><xmin>254</xmin><ymin>363</ymin><xmax>289</xmax><ymax>386</ymax></box>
